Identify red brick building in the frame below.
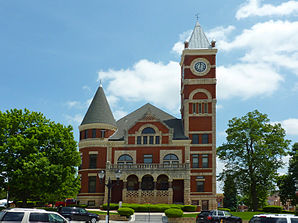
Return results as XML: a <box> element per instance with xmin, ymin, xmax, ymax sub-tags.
<box><xmin>77</xmin><ymin>21</ymin><xmax>217</xmax><ymax>210</ymax></box>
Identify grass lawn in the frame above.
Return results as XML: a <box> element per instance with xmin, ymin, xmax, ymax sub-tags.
<box><xmin>231</xmin><ymin>212</ymin><xmax>264</xmax><ymax>220</ymax></box>
<box><xmin>88</xmin><ymin>210</ymin><xmax>119</xmax><ymax>215</ymax></box>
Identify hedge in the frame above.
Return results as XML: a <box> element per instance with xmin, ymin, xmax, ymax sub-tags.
<box><xmin>117</xmin><ymin>208</ymin><xmax>134</xmax><ymax>217</ymax></box>
<box><xmin>263</xmin><ymin>206</ymin><xmax>282</xmax><ymax>213</ymax></box>
<box><xmin>218</xmin><ymin>208</ymin><xmax>231</xmax><ymax>212</ymax></box>
<box><xmin>101</xmin><ymin>203</ymin><xmax>193</xmax><ymax>212</ymax></box>
<box><xmin>182</xmin><ymin>205</ymin><xmax>196</xmax><ymax>212</ymax></box>
<box><xmin>165</xmin><ymin>208</ymin><xmax>183</xmax><ymax>218</ymax></box>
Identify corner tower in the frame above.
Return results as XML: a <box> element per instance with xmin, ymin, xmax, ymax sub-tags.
<box><xmin>180</xmin><ymin>21</ymin><xmax>217</xmax><ymax>209</ymax></box>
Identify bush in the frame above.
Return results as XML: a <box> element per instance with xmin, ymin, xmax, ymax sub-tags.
<box><xmin>263</xmin><ymin>205</ymin><xmax>282</xmax><ymax>213</ymax></box>
<box><xmin>164</xmin><ymin>208</ymin><xmax>183</xmax><ymax>218</ymax></box>
<box><xmin>282</xmin><ymin>210</ymin><xmax>294</xmax><ymax>214</ymax></box>
<box><xmin>218</xmin><ymin>208</ymin><xmax>231</xmax><ymax>212</ymax></box>
<box><xmin>182</xmin><ymin>205</ymin><xmax>196</xmax><ymax>212</ymax></box>
<box><xmin>36</xmin><ymin>207</ymin><xmax>58</xmax><ymax>212</ymax></box>
<box><xmin>117</xmin><ymin>208</ymin><xmax>134</xmax><ymax>217</ymax></box>
<box><xmin>102</xmin><ymin>203</ymin><xmax>119</xmax><ymax>210</ymax></box>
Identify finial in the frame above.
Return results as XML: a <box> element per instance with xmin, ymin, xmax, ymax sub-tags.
<box><xmin>99</xmin><ymin>79</ymin><xmax>103</xmax><ymax>87</ymax></box>
<box><xmin>195</xmin><ymin>13</ymin><xmax>199</xmax><ymax>21</ymax></box>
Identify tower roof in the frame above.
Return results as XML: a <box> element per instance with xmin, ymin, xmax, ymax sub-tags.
<box><xmin>188</xmin><ymin>21</ymin><xmax>211</xmax><ymax>49</ymax></box>
<box><xmin>81</xmin><ymin>85</ymin><xmax>116</xmax><ymax>127</ymax></box>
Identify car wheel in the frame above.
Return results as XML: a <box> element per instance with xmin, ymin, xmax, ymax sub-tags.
<box><xmin>90</xmin><ymin>217</ymin><xmax>97</xmax><ymax>223</ymax></box>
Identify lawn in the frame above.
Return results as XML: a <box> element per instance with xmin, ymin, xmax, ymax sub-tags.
<box><xmin>88</xmin><ymin>210</ymin><xmax>119</xmax><ymax>215</ymax></box>
<box><xmin>231</xmin><ymin>212</ymin><xmax>264</xmax><ymax>220</ymax></box>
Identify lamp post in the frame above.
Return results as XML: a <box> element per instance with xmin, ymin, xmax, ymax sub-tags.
<box><xmin>98</xmin><ymin>169</ymin><xmax>122</xmax><ymax>223</ymax></box>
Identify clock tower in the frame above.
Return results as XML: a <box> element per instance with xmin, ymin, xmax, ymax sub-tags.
<box><xmin>180</xmin><ymin>21</ymin><xmax>217</xmax><ymax>209</ymax></box>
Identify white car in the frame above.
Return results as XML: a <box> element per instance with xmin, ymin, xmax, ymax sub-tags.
<box><xmin>249</xmin><ymin>214</ymin><xmax>298</xmax><ymax>223</ymax></box>
<box><xmin>0</xmin><ymin>208</ymin><xmax>68</xmax><ymax>223</ymax></box>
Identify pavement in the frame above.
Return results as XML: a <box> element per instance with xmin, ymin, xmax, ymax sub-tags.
<box><xmin>98</xmin><ymin>213</ymin><xmax>167</xmax><ymax>223</ymax></box>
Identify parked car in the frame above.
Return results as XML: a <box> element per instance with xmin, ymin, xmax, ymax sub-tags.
<box><xmin>58</xmin><ymin>207</ymin><xmax>99</xmax><ymax>223</ymax></box>
<box><xmin>196</xmin><ymin>210</ymin><xmax>242</xmax><ymax>223</ymax></box>
<box><xmin>55</xmin><ymin>198</ymin><xmax>76</xmax><ymax>207</ymax></box>
<box><xmin>249</xmin><ymin>214</ymin><xmax>298</xmax><ymax>223</ymax></box>
<box><xmin>0</xmin><ymin>208</ymin><xmax>67</xmax><ymax>223</ymax></box>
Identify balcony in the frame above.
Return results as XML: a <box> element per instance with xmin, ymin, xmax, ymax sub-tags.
<box><xmin>107</xmin><ymin>163</ymin><xmax>190</xmax><ymax>171</ymax></box>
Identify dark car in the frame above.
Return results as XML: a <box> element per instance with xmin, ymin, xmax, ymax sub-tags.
<box><xmin>58</xmin><ymin>207</ymin><xmax>99</xmax><ymax>223</ymax></box>
<box><xmin>196</xmin><ymin>210</ymin><xmax>242</xmax><ymax>223</ymax></box>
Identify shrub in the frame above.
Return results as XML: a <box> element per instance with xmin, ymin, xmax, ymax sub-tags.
<box><xmin>182</xmin><ymin>205</ymin><xmax>196</xmax><ymax>212</ymax></box>
<box><xmin>164</xmin><ymin>208</ymin><xmax>183</xmax><ymax>218</ymax></box>
<box><xmin>218</xmin><ymin>208</ymin><xmax>231</xmax><ymax>212</ymax></box>
<box><xmin>102</xmin><ymin>203</ymin><xmax>119</xmax><ymax>210</ymax></box>
<box><xmin>263</xmin><ymin>205</ymin><xmax>282</xmax><ymax>213</ymax></box>
<box><xmin>36</xmin><ymin>207</ymin><xmax>58</xmax><ymax>212</ymax></box>
<box><xmin>117</xmin><ymin>207</ymin><xmax>134</xmax><ymax>217</ymax></box>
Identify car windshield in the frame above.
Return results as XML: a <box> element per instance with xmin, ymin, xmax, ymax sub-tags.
<box><xmin>79</xmin><ymin>209</ymin><xmax>87</xmax><ymax>214</ymax></box>
<box><xmin>49</xmin><ymin>213</ymin><xmax>65</xmax><ymax>223</ymax></box>
<box><xmin>224</xmin><ymin>211</ymin><xmax>232</xmax><ymax>216</ymax></box>
<box><xmin>291</xmin><ymin>219</ymin><xmax>298</xmax><ymax>223</ymax></box>
<box><xmin>61</xmin><ymin>207</ymin><xmax>78</xmax><ymax>213</ymax></box>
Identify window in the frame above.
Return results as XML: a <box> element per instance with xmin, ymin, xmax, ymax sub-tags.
<box><xmin>163</xmin><ymin>154</ymin><xmax>179</xmax><ymax>165</ymax></box>
<box><xmin>192</xmin><ymin>154</ymin><xmax>199</xmax><ymax>168</ymax></box>
<box><xmin>202</xmin><ymin>134</ymin><xmax>209</xmax><ymax>144</ymax></box>
<box><xmin>2</xmin><ymin>212</ymin><xmax>24</xmax><ymax>221</ymax></box>
<box><xmin>198</xmin><ymin>103</ymin><xmax>202</xmax><ymax>114</ymax></box>
<box><xmin>100</xmin><ymin>130</ymin><xmax>106</xmax><ymax>138</ymax></box>
<box><xmin>48</xmin><ymin>214</ymin><xmax>65</xmax><ymax>223</ymax></box>
<box><xmin>144</xmin><ymin>154</ymin><xmax>153</xmax><ymax>163</ymax></box>
<box><xmin>142</xmin><ymin>127</ymin><xmax>156</xmax><ymax>134</ymax></box>
<box><xmin>29</xmin><ymin>213</ymin><xmax>49</xmax><ymax>222</ymax></box>
<box><xmin>196</xmin><ymin>181</ymin><xmax>204</xmax><ymax>192</ymax></box>
<box><xmin>143</xmin><ymin>136</ymin><xmax>148</xmax><ymax>144</ymax></box>
<box><xmin>202</xmin><ymin>154</ymin><xmax>209</xmax><ymax>168</ymax></box>
<box><xmin>192</xmin><ymin>134</ymin><xmax>199</xmax><ymax>144</ymax></box>
<box><xmin>89</xmin><ymin>154</ymin><xmax>97</xmax><ymax>169</ymax></box>
<box><xmin>88</xmin><ymin>176</ymin><xmax>96</xmax><ymax>193</ymax></box>
<box><xmin>85</xmin><ymin>130</ymin><xmax>88</xmax><ymax>139</ymax></box>
<box><xmin>137</xmin><ymin>136</ymin><xmax>141</xmax><ymax>144</ymax></box>
<box><xmin>87</xmin><ymin>200</ymin><xmax>95</xmax><ymax>206</ymax></box>
<box><xmin>149</xmin><ymin>136</ymin><xmax>154</xmax><ymax>144</ymax></box>
<box><xmin>92</xmin><ymin>129</ymin><xmax>96</xmax><ymax>138</ymax></box>
<box><xmin>117</xmin><ymin>154</ymin><xmax>133</xmax><ymax>165</ymax></box>
<box><xmin>155</xmin><ymin>136</ymin><xmax>160</xmax><ymax>144</ymax></box>
<box><xmin>193</xmin><ymin>103</ymin><xmax>197</xmax><ymax>114</ymax></box>
<box><xmin>204</xmin><ymin>102</ymin><xmax>208</xmax><ymax>113</ymax></box>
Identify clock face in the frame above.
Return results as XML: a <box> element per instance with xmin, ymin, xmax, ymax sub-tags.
<box><xmin>194</xmin><ymin>61</ymin><xmax>207</xmax><ymax>73</ymax></box>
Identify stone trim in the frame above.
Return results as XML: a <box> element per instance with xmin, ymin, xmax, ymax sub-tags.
<box><xmin>114</xmin><ymin>150</ymin><xmax>136</xmax><ymax>164</ymax></box>
<box><xmin>189</xmin><ymin>88</ymin><xmax>212</xmax><ymax>100</ymax></box>
<box><xmin>183</xmin><ymin>78</ymin><xmax>216</xmax><ymax>85</ymax></box>
<box><xmin>190</xmin><ymin>151</ymin><xmax>212</xmax><ymax>154</ymax></box>
<box><xmin>88</xmin><ymin>151</ymin><xmax>98</xmax><ymax>154</ymax></box>
<box><xmin>79</xmin><ymin>123</ymin><xmax>117</xmax><ymax>131</ymax></box>
<box><xmin>88</xmin><ymin>173</ymin><xmax>98</xmax><ymax>176</ymax></box>
<box><xmin>160</xmin><ymin>150</ymin><xmax>182</xmax><ymax>162</ymax></box>
<box><xmin>190</xmin><ymin>172</ymin><xmax>213</xmax><ymax>176</ymax></box>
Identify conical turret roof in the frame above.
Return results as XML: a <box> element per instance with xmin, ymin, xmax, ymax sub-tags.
<box><xmin>188</xmin><ymin>21</ymin><xmax>211</xmax><ymax>49</ymax></box>
<box><xmin>81</xmin><ymin>85</ymin><xmax>116</xmax><ymax>127</ymax></box>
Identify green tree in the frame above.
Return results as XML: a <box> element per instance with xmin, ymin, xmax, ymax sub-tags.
<box><xmin>222</xmin><ymin>172</ymin><xmax>238</xmax><ymax>211</ymax></box>
<box><xmin>217</xmin><ymin>110</ymin><xmax>290</xmax><ymax>211</ymax></box>
<box><xmin>277</xmin><ymin>143</ymin><xmax>297</xmax><ymax>206</ymax></box>
<box><xmin>0</xmin><ymin>109</ymin><xmax>81</xmax><ymax>205</ymax></box>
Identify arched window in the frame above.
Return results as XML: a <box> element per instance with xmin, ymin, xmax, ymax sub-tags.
<box><xmin>117</xmin><ymin>154</ymin><xmax>133</xmax><ymax>165</ymax></box>
<box><xmin>137</xmin><ymin>127</ymin><xmax>160</xmax><ymax>145</ymax></box>
<box><xmin>142</xmin><ymin>127</ymin><xmax>155</xmax><ymax>134</ymax></box>
<box><xmin>163</xmin><ymin>154</ymin><xmax>179</xmax><ymax>165</ymax></box>
<box><xmin>141</xmin><ymin>175</ymin><xmax>154</xmax><ymax>190</ymax></box>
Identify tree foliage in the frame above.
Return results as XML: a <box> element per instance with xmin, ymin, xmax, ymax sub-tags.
<box><xmin>0</xmin><ymin>109</ymin><xmax>81</xmax><ymax>204</ymax></box>
<box><xmin>217</xmin><ymin>110</ymin><xmax>290</xmax><ymax>211</ymax></box>
<box><xmin>277</xmin><ymin>143</ymin><xmax>297</xmax><ymax>206</ymax></box>
<box><xmin>222</xmin><ymin>172</ymin><xmax>238</xmax><ymax>211</ymax></box>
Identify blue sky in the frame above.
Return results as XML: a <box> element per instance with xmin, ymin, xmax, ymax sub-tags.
<box><xmin>1</xmin><ymin>0</ymin><xmax>298</xmax><ymax>191</ymax></box>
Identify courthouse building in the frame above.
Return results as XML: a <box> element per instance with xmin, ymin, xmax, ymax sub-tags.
<box><xmin>77</xmin><ymin>21</ymin><xmax>218</xmax><ymax>210</ymax></box>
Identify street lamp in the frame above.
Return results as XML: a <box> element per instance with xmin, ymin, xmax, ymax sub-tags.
<box><xmin>98</xmin><ymin>169</ymin><xmax>122</xmax><ymax>223</ymax></box>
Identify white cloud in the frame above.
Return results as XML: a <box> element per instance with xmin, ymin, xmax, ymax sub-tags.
<box><xmin>293</xmin><ymin>82</ymin><xmax>298</xmax><ymax>91</ymax></box>
<box><xmin>279</xmin><ymin>118</ymin><xmax>298</xmax><ymax>135</ymax></box>
<box><xmin>66</xmin><ymin>101</ymin><xmax>80</xmax><ymax>108</ymax></box>
<box><xmin>217</xmin><ymin>63</ymin><xmax>283</xmax><ymax>99</ymax></box>
<box><xmin>65</xmin><ymin>114</ymin><xmax>83</xmax><ymax>126</ymax></box>
<box><xmin>219</xmin><ymin>20</ymin><xmax>298</xmax><ymax>76</ymax></box>
<box><xmin>98</xmin><ymin>59</ymin><xmax>181</xmax><ymax>114</ymax></box>
<box><xmin>206</xmin><ymin>25</ymin><xmax>235</xmax><ymax>44</ymax></box>
<box><xmin>171</xmin><ymin>30</ymin><xmax>192</xmax><ymax>55</ymax></box>
<box><xmin>236</xmin><ymin>0</ymin><xmax>298</xmax><ymax>20</ymax></box>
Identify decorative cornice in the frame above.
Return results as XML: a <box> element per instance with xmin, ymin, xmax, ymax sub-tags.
<box><xmin>79</xmin><ymin>123</ymin><xmax>117</xmax><ymax>131</ymax></box>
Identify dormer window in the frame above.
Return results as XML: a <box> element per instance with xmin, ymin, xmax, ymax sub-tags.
<box><xmin>136</xmin><ymin>126</ymin><xmax>160</xmax><ymax>145</ymax></box>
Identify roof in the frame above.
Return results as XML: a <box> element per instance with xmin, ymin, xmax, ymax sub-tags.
<box><xmin>188</xmin><ymin>21</ymin><xmax>211</xmax><ymax>49</ymax></box>
<box><xmin>109</xmin><ymin>103</ymin><xmax>188</xmax><ymax>140</ymax></box>
<box><xmin>81</xmin><ymin>86</ymin><xmax>116</xmax><ymax>127</ymax></box>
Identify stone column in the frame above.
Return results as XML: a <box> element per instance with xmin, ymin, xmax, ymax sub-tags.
<box><xmin>168</xmin><ymin>181</ymin><xmax>173</xmax><ymax>204</ymax></box>
<box><xmin>122</xmin><ymin>181</ymin><xmax>127</xmax><ymax>203</ymax></box>
<box><xmin>138</xmin><ymin>181</ymin><xmax>142</xmax><ymax>203</ymax></box>
<box><xmin>184</xmin><ymin>179</ymin><xmax>191</xmax><ymax>205</ymax></box>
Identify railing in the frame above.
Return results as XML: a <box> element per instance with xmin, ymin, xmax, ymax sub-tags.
<box><xmin>107</xmin><ymin>163</ymin><xmax>190</xmax><ymax>170</ymax></box>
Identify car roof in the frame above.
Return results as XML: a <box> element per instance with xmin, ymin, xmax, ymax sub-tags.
<box><xmin>253</xmin><ymin>214</ymin><xmax>297</xmax><ymax>218</ymax></box>
<box><xmin>3</xmin><ymin>208</ymin><xmax>59</xmax><ymax>214</ymax></box>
